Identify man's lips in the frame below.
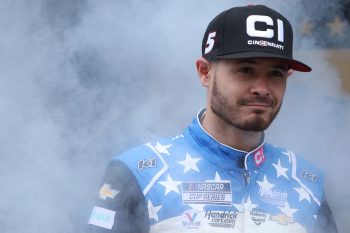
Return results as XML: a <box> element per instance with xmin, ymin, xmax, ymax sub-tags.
<box><xmin>239</xmin><ymin>98</ymin><xmax>274</xmax><ymax>107</ymax></box>
<box><xmin>242</xmin><ymin>103</ymin><xmax>272</xmax><ymax>107</ymax></box>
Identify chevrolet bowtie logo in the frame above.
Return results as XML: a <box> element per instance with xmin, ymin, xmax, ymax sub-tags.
<box><xmin>270</xmin><ymin>214</ymin><xmax>294</xmax><ymax>225</ymax></box>
<box><xmin>99</xmin><ymin>184</ymin><xmax>119</xmax><ymax>200</ymax></box>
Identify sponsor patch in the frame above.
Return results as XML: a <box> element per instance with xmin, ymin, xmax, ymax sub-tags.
<box><xmin>250</xmin><ymin>208</ymin><xmax>267</xmax><ymax>225</ymax></box>
<box><xmin>300</xmin><ymin>170</ymin><xmax>318</xmax><ymax>183</ymax></box>
<box><xmin>270</xmin><ymin>213</ymin><xmax>294</xmax><ymax>225</ymax></box>
<box><xmin>88</xmin><ymin>206</ymin><xmax>115</xmax><ymax>229</ymax></box>
<box><xmin>260</xmin><ymin>189</ymin><xmax>288</xmax><ymax>206</ymax></box>
<box><xmin>253</xmin><ymin>147</ymin><xmax>265</xmax><ymax>167</ymax></box>
<box><xmin>181</xmin><ymin>181</ymin><xmax>232</xmax><ymax>205</ymax></box>
<box><xmin>205</xmin><ymin>210</ymin><xmax>238</xmax><ymax>228</ymax></box>
<box><xmin>138</xmin><ymin>158</ymin><xmax>157</xmax><ymax>170</ymax></box>
<box><xmin>99</xmin><ymin>184</ymin><xmax>119</xmax><ymax>200</ymax></box>
<box><xmin>182</xmin><ymin>210</ymin><xmax>201</xmax><ymax>229</ymax></box>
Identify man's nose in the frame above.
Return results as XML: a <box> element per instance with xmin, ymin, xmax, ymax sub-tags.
<box><xmin>250</xmin><ymin>77</ymin><xmax>270</xmax><ymax>97</ymax></box>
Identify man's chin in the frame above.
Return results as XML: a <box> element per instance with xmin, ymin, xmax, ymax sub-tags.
<box><xmin>239</xmin><ymin>116</ymin><xmax>272</xmax><ymax>132</ymax></box>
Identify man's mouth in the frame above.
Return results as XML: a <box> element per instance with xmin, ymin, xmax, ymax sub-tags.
<box><xmin>243</xmin><ymin>103</ymin><xmax>272</xmax><ymax>107</ymax></box>
<box><xmin>239</xmin><ymin>98</ymin><xmax>274</xmax><ymax>108</ymax></box>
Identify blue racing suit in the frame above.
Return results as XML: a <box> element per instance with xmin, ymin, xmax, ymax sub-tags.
<box><xmin>87</xmin><ymin>109</ymin><xmax>337</xmax><ymax>233</ymax></box>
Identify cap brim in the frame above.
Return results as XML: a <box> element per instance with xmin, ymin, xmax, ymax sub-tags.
<box><xmin>212</xmin><ymin>52</ymin><xmax>312</xmax><ymax>72</ymax></box>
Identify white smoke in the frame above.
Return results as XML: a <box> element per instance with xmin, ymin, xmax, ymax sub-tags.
<box><xmin>0</xmin><ymin>0</ymin><xmax>348</xmax><ymax>232</ymax></box>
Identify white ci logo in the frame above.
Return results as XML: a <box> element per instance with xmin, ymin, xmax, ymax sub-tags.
<box><xmin>246</xmin><ymin>15</ymin><xmax>284</xmax><ymax>42</ymax></box>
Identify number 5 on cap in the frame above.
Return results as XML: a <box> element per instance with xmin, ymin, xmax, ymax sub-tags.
<box><xmin>205</xmin><ymin>32</ymin><xmax>217</xmax><ymax>54</ymax></box>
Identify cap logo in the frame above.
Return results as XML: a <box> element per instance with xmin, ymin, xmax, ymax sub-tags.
<box><xmin>246</xmin><ymin>15</ymin><xmax>284</xmax><ymax>42</ymax></box>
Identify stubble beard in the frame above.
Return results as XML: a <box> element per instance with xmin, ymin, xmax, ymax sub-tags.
<box><xmin>210</xmin><ymin>77</ymin><xmax>281</xmax><ymax>132</ymax></box>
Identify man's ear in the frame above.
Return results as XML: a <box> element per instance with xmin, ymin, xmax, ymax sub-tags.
<box><xmin>287</xmin><ymin>69</ymin><xmax>294</xmax><ymax>77</ymax></box>
<box><xmin>195</xmin><ymin>58</ymin><xmax>211</xmax><ymax>87</ymax></box>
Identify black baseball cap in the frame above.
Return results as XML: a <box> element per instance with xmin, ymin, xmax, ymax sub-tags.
<box><xmin>202</xmin><ymin>5</ymin><xmax>311</xmax><ymax>72</ymax></box>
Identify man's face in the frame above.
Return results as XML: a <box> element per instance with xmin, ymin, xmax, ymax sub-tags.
<box><xmin>208</xmin><ymin>58</ymin><xmax>290</xmax><ymax>132</ymax></box>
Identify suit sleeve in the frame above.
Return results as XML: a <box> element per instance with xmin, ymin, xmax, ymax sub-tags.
<box><xmin>312</xmin><ymin>193</ymin><xmax>338</xmax><ymax>233</ymax></box>
<box><xmin>87</xmin><ymin>160</ymin><xmax>150</xmax><ymax>233</ymax></box>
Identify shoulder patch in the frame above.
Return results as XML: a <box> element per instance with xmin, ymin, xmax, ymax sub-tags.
<box><xmin>290</xmin><ymin>151</ymin><xmax>324</xmax><ymax>206</ymax></box>
<box><xmin>88</xmin><ymin>206</ymin><xmax>115</xmax><ymax>229</ymax></box>
<box><xmin>111</xmin><ymin>139</ymin><xmax>177</xmax><ymax>196</ymax></box>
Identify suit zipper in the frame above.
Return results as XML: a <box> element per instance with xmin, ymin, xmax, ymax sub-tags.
<box><xmin>242</xmin><ymin>170</ymin><xmax>250</xmax><ymax>188</ymax></box>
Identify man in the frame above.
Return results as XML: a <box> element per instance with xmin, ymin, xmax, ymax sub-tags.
<box><xmin>87</xmin><ymin>5</ymin><xmax>337</xmax><ymax>233</ymax></box>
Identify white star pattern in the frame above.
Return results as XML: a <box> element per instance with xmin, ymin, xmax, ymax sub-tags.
<box><xmin>177</xmin><ymin>153</ymin><xmax>201</xmax><ymax>173</ymax></box>
<box><xmin>294</xmin><ymin>186</ymin><xmax>311</xmax><ymax>203</ymax></box>
<box><xmin>148</xmin><ymin>200</ymin><xmax>162</xmax><ymax>222</ymax></box>
<box><xmin>233</xmin><ymin>198</ymin><xmax>244</xmax><ymax>212</ymax></box>
<box><xmin>132</xmin><ymin>116</ymin><xmax>326</xmax><ymax>228</ymax></box>
<box><xmin>256</xmin><ymin>175</ymin><xmax>275</xmax><ymax>195</ymax></box>
<box><xmin>272</xmin><ymin>159</ymin><xmax>289</xmax><ymax>179</ymax></box>
<box><xmin>214</xmin><ymin>172</ymin><xmax>222</xmax><ymax>181</ymax></box>
<box><xmin>155</xmin><ymin>142</ymin><xmax>171</xmax><ymax>155</ymax></box>
<box><xmin>279</xmin><ymin>202</ymin><xmax>298</xmax><ymax>217</ymax></box>
<box><xmin>158</xmin><ymin>174</ymin><xmax>181</xmax><ymax>195</ymax></box>
<box><xmin>244</xmin><ymin>196</ymin><xmax>258</xmax><ymax>211</ymax></box>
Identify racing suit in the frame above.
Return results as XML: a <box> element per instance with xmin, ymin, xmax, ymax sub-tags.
<box><xmin>87</xmin><ymin>109</ymin><xmax>337</xmax><ymax>233</ymax></box>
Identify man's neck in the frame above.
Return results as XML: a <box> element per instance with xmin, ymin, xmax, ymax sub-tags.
<box><xmin>200</xmin><ymin>109</ymin><xmax>263</xmax><ymax>152</ymax></box>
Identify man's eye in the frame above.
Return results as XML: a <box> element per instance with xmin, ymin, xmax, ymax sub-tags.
<box><xmin>239</xmin><ymin>67</ymin><xmax>254</xmax><ymax>74</ymax></box>
<box><xmin>270</xmin><ymin>70</ymin><xmax>284</xmax><ymax>77</ymax></box>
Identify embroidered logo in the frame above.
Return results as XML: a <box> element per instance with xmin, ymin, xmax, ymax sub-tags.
<box><xmin>250</xmin><ymin>208</ymin><xmax>267</xmax><ymax>225</ymax></box>
<box><xmin>99</xmin><ymin>184</ymin><xmax>119</xmax><ymax>200</ymax></box>
<box><xmin>253</xmin><ymin>147</ymin><xmax>265</xmax><ymax>167</ymax></box>
<box><xmin>260</xmin><ymin>189</ymin><xmax>288</xmax><ymax>206</ymax></box>
<box><xmin>205</xmin><ymin>210</ymin><xmax>238</xmax><ymax>228</ymax></box>
<box><xmin>270</xmin><ymin>213</ymin><xmax>294</xmax><ymax>225</ymax></box>
<box><xmin>181</xmin><ymin>181</ymin><xmax>232</xmax><ymax>205</ymax></box>
<box><xmin>300</xmin><ymin>170</ymin><xmax>318</xmax><ymax>183</ymax></box>
<box><xmin>88</xmin><ymin>206</ymin><xmax>116</xmax><ymax>229</ymax></box>
<box><xmin>182</xmin><ymin>210</ymin><xmax>201</xmax><ymax>229</ymax></box>
<box><xmin>137</xmin><ymin>158</ymin><xmax>157</xmax><ymax>170</ymax></box>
